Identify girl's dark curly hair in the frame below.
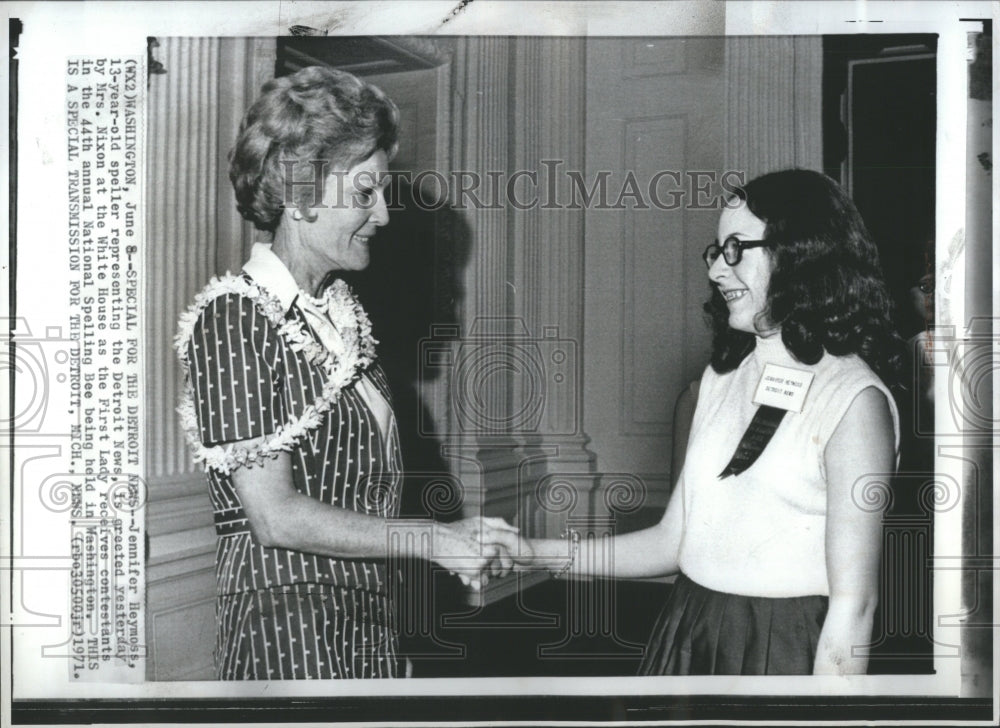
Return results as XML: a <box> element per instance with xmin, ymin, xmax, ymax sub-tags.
<box><xmin>706</xmin><ymin>169</ymin><xmax>903</xmax><ymax>386</ymax></box>
<box><xmin>229</xmin><ymin>66</ymin><xmax>399</xmax><ymax>231</ymax></box>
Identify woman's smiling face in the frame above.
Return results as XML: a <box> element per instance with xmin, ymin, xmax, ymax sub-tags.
<box><xmin>293</xmin><ymin>150</ymin><xmax>391</xmax><ymax>275</ymax></box>
<box><xmin>709</xmin><ymin>203</ymin><xmax>774</xmax><ymax>335</ymax></box>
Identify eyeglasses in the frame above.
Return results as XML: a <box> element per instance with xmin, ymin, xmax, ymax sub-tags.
<box><xmin>703</xmin><ymin>236</ymin><xmax>771</xmax><ymax>268</ymax></box>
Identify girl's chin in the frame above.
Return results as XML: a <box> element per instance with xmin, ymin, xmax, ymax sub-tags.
<box><xmin>727</xmin><ymin>317</ymin><xmax>754</xmax><ymax>334</ymax></box>
<box><xmin>729</xmin><ymin>321</ymin><xmax>780</xmax><ymax>338</ymax></box>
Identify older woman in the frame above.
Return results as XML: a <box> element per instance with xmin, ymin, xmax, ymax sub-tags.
<box><xmin>176</xmin><ymin>66</ymin><xmax>516</xmax><ymax>680</ymax></box>
<box><xmin>519</xmin><ymin>169</ymin><xmax>901</xmax><ymax>675</ymax></box>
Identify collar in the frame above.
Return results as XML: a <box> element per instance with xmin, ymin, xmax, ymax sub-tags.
<box><xmin>242</xmin><ymin>242</ymin><xmax>301</xmax><ymax>313</ymax></box>
<box><xmin>752</xmin><ymin>332</ymin><xmax>797</xmax><ymax>366</ymax></box>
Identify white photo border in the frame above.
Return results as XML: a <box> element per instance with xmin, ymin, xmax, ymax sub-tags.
<box><xmin>3</xmin><ymin>0</ymin><xmax>996</xmax><ymax>724</ymax></box>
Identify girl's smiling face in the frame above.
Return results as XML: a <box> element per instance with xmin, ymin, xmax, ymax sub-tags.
<box><xmin>709</xmin><ymin>204</ymin><xmax>775</xmax><ymax>335</ymax></box>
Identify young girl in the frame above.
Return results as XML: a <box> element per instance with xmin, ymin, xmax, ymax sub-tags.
<box><xmin>521</xmin><ymin>169</ymin><xmax>901</xmax><ymax>675</ymax></box>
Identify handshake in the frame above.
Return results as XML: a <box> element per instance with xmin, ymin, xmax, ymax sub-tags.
<box><xmin>432</xmin><ymin>517</ymin><xmax>537</xmax><ymax>591</ymax></box>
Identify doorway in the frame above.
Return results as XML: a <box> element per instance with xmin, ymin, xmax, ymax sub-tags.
<box><xmin>824</xmin><ymin>33</ymin><xmax>937</xmax><ymax>675</ymax></box>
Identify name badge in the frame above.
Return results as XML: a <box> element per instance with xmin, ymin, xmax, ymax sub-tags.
<box><xmin>752</xmin><ymin>363</ymin><xmax>815</xmax><ymax>413</ymax></box>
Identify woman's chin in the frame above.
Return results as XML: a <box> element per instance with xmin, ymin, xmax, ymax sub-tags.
<box><xmin>727</xmin><ymin>317</ymin><xmax>754</xmax><ymax>334</ymax></box>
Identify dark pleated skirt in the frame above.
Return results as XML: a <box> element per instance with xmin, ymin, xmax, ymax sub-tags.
<box><xmin>639</xmin><ymin>573</ymin><xmax>829</xmax><ymax>675</ymax></box>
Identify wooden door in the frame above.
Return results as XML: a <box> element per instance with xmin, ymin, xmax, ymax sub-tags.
<box><xmin>582</xmin><ymin>38</ymin><xmax>724</xmax><ymax>519</ymax></box>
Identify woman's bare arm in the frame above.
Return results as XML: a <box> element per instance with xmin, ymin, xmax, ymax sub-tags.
<box><xmin>519</xmin><ymin>472</ymin><xmax>685</xmax><ymax>580</ymax></box>
<box><xmin>815</xmin><ymin>387</ymin><xmax>894</xmax><ymax>675</ymax></box>
<box><xmin>230</xmin><ymin>437</ymin><xmax>516</xmax><ymax>576</ymax></box>
<box><xmin>518</xmin><ymin>383</ymin><xmax>697</xmax><ymax>580</ymax></box>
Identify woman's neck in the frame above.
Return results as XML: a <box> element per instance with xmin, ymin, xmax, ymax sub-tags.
<box><xmin>270</xmin><ymin>224</ymin><xmax>323</xmax><ymax>296</ymax></box>
<box><xmin>753</xmin><ymin>329</ymin><xmax>792</xmax><ymax>364</ymax></box>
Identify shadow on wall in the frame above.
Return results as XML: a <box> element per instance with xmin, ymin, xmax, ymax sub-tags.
<box><xmin>334</xmin><ymin>178</ymin><xmax>472</xmax><ymax>519</ymax></box>
<box><xmin>332</xmin><ymin>180</ymin><xmax>479</xmax><ymax>673</ymax></box>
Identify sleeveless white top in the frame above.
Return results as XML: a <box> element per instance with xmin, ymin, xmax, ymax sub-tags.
<box><xmin>676</xmin><ymin>335</ymin><xmax>899</xmax><ymax>597</ymax></box>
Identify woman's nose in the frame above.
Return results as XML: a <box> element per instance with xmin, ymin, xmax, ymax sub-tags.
<box><xmin>370</xmin><ymin>190</ymin><xmax>389</xmax><ymax>227</ymax></box>
<box><xmin>707</xmin><ymin>255</ymin><xmax>729</xmax><ymax>282</ymax></box>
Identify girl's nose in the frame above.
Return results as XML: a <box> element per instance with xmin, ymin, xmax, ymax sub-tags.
<box><xmin>707</xmin><ymin>253</ymin><xmax>730</xmax><ymax>283</ymax></box>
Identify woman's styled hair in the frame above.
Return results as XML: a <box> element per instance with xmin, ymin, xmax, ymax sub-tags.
<box><xmin>706</xmin><ymin>168</ymin><xmax>903</xmax><ymax>386</ymax></box>
<box><xmin>229</xmin><ymin>66</ymin><xmax>399</xmax><ymax>231</ymax></box>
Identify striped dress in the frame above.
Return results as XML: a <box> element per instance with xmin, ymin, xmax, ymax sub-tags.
<box><xmin>184</xmin><ymin>270</ymin><xmax>403</xmax><ymax>680</ymax></box>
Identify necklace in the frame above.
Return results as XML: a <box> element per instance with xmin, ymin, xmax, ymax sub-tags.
<box><xmin>174</xmin><ymin>274</ymin><xmax>376</xmax><ymax>474</ymax></box>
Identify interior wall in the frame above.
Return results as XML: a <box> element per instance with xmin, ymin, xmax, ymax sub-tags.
<box><xmin>581</xmin><ymin>37</ymin><xmax>723</xmax><ymax>520</ymax></box>
<box><xmin>581</xmin><ymin>36</ymin><xmax>823</xmax><ymax>524</ymax></box>
<box><xmin>725</xmin><ymin>36</ymin><xmax>824</xmax><ymax>179</ymax></box>
<box><xmin>438</xmin><ymin>37</ymin><xmax>594</xmax><ymax>561</ymax></box>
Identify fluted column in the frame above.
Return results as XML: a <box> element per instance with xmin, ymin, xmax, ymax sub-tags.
<box><xmin>454</xmin><ymin>34</ymin><xmax>511</xmax><ymax>429</ymax></box>
<box><xmin>215</xmin><ymin>40</ymin><xmax>257</xmax><ymax>273</ymax></box>
<box><xmin>146</xmin><ymin>37</ymin><xmax>220</xmax><ymax>486</ymax></box>
<box><xmin>443</xmin><ymin>38</ymin><xmax>595</xmax><ymax>605</ymax></box>
<box><xmin>725</xmin><ymin>36</ymin><xmax>823</xmax><ymax>180</ymax></box>
<box><xmin>444</xmin><ymin>37</ymin><xmax>514</xmax><ymax>522</ymax></box>
<box><xmin>512</xmin><ymin>37</ymin><xmax>588</xmax><ymax>438</ymax></box>
<box><xmin>144</xmin><ymin>37</ymin><xmax>275</xmax><ymax>679</ymax></box>
<box><xmin>508</xmin><ymin>37</ymin><xmax>595</xmax><ymax>536</ymax></box>
<box><xmin>144</xmin><ymin>36</ymin><xmax>221</xmax><ymax>680</ymax></box>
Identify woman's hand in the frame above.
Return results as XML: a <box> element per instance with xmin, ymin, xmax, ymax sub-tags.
<box><xmin>435</xmin><ymin>517</ymin><xmax>532</xmax><ymax>588</ymax></box>
<box><xmin>452</xmin><ymin>517</ymin><xmax>526</xmax><ymax>576</ymax></box>
<box><xmin>431</xmin><ymin>521</ymin><xmax>502</xmax><ymax>590</ymax></box>
<box><xmin>506</xmin><ymin>482</ymin><xmax>688</xmax><ymax>581</ymax></box>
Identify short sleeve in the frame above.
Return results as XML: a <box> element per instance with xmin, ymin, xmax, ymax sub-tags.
<box><xmin>185</xmin><ymin>292</ymin><xmax>286</xmax><ymax>446</ymax></box>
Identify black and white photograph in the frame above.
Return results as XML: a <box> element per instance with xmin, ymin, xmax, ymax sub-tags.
<box><xmin>3</xmin><ymin>1</ymin><xmax>996</xmax><ymax>725</ymax></box>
